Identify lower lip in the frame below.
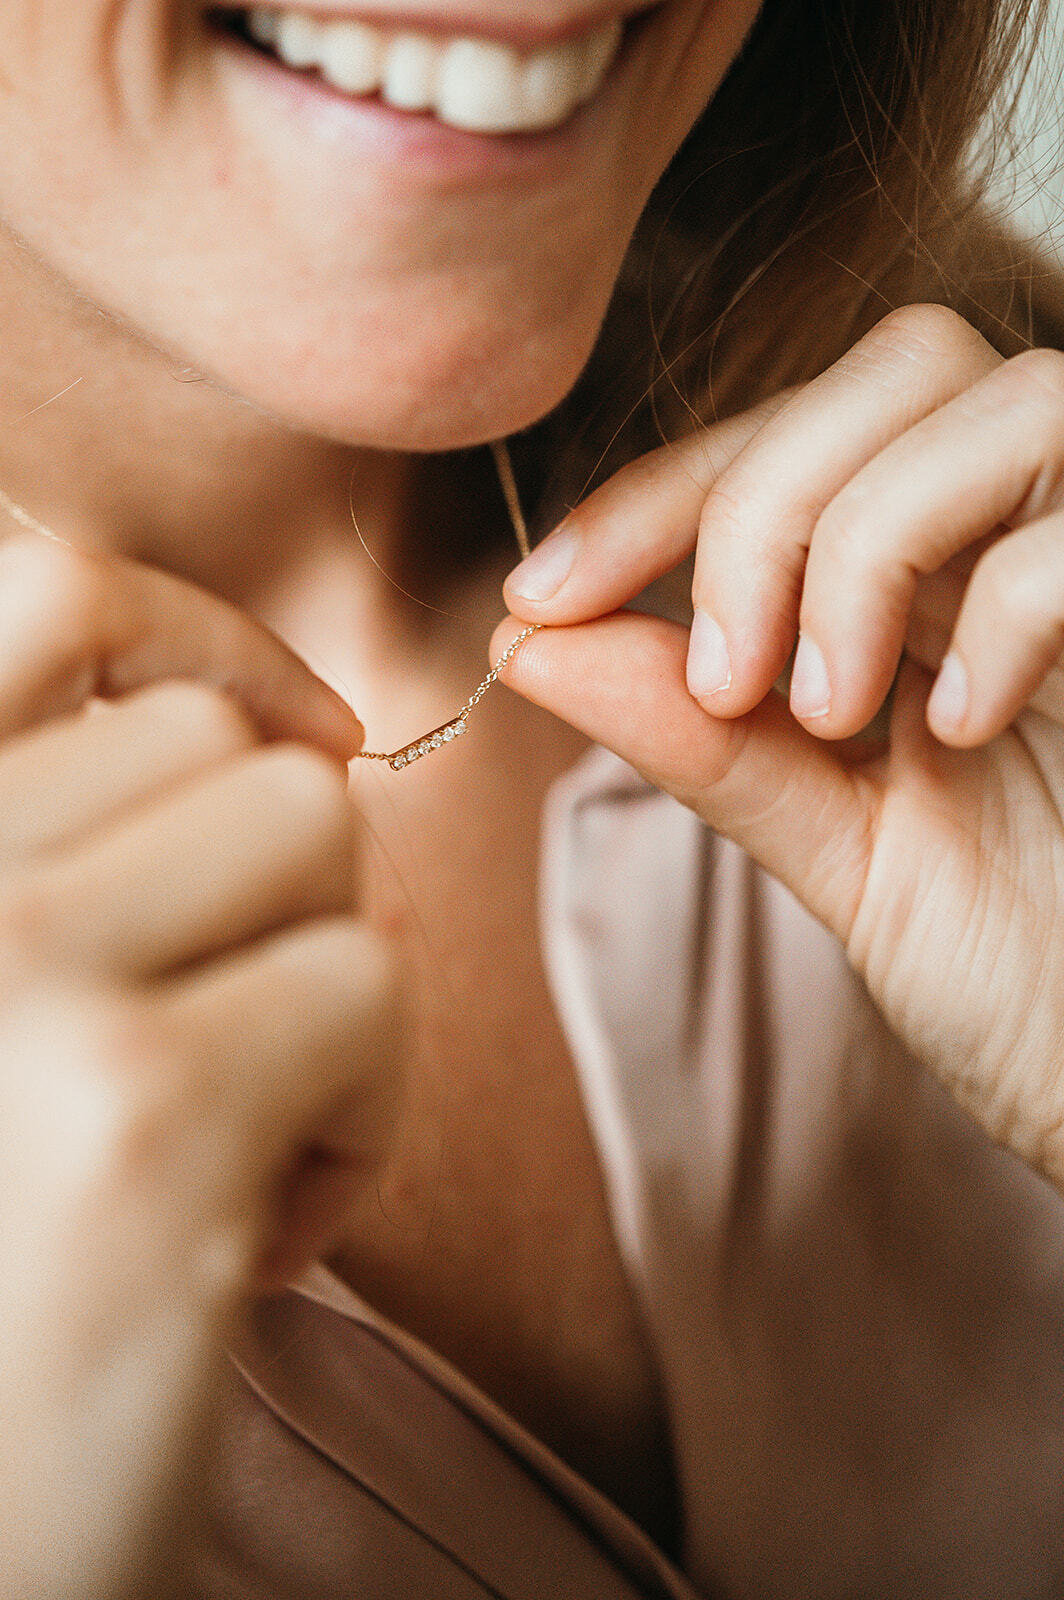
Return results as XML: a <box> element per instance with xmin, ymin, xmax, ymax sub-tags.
<box><xmin>207</xmin><ymin>18</ymin><xmax>637</xmax><ymax>185</ymax></box>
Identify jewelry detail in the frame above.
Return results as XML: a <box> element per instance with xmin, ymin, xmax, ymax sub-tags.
<box><xmin>0</xmin><ymin>439</ymin><xmax>542</xmax><ymax>774</ymax></box>
<box><xmin>355</xmin><ymin>437</ymin><xmax>541</xmax><ymax>771</ymax></box>
<box><xmin>490</xmin><ymin>438</ymin><xmax>532</xmax><ymax>562</ymax></box>
<box><xmin>355</xmin><ymin>623</ymin><xmax>541</xmax><ymax>768</ymax></box>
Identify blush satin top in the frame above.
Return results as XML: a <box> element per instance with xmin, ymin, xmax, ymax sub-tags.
<box><xmin>189</xmin><ymin>746</ymin><xmax>1064</xmax><ymax>1600</ymax></box>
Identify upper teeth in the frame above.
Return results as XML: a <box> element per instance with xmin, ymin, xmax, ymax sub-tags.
<box><xmin>244</xmin><ymin>6</ymin><xmax>624</xmax><ymax>132</ymax></box>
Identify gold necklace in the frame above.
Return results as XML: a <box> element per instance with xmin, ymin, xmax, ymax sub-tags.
<box><xmin>354</xmin><ymin>439</ymin><xmax>541</xmax><ymax>771</ymax></box>
<box><xmin>354</xmin><ymin>622</ymin><xmax>541</xmax><ymax>771</ymax></box>
<box><xmin>0</xmin><ymin>439</ymin><xmax>542</xmax><ymax>773</ymax></box>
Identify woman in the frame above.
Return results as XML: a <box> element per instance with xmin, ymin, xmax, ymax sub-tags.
<box><xmin>2</xmin><ymin>0</ymin><xmax>1064</xmax><ymax>1595</ymax></box>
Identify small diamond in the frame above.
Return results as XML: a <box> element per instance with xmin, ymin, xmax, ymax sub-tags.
<box><xmin>442</xmin><ymin>726</ymin><xmax>455</xmax><ymax>742</ymax></box>
<box><xmin>453</xmin><ymin>720</ymin><xmax>467</xmax><ymax>736</ymax></box>
<box><xmin>392</xmin><ymin>754</ymin><xmax>407</xmax><ymax>770</ymax></box>
<box><xmin>430</xmin><ymin>735</ymin><xmax>443</xmax><ymax>749</ymax></box>
<box><xmin>419</xmin><ymin>740</ymin><xmax>431</xmax><ymax>755</ymax></box>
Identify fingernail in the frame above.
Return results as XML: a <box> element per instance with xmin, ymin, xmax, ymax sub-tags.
<box><xmin>687</xmin><ymin>609</ymin><xmax>732</xmax><ymax>698</ymax></box>
<box><xmin>790</xmin><ymin>633</ymin><xmax>831</xmax><ymax>719</ymax></box>
<box><xmin>506</xmin><ymin>526</ymin><xmax>578</xmax><ymax>603</ymax></box>
<box><xmin>927</xmin><ymin>651</ymin><xmax>969</xmax><ymax>731</ymax></box>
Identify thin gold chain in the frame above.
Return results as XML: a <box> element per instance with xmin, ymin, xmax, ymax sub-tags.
<box><xmin>355</xmin><ymin>438</ymin><xmax>541</xmax><ymax>771</ymax></box>
<box><xmin>460</xmin><ymin>623</ymin><xmax>539</xmax><ymax>717</ymax></box>
<box><xmin>356</xmin><ymin>623</ymin><xmax>541</xmax><ymax>771</ymax></box>
<box><xmin>490</xmin><ymin>437</ymin><xmax>531</xmax><ymax>562</ymax></box>
<box><xmin>0</xmin><ymin>448</ymin><xmax>542</xmax><ymax>772</ymax></box>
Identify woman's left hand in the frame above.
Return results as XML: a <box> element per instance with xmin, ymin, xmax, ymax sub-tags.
<box><xmin>497</xmin><ymin>303</ymin><xmax>1064</xmax><ymax>1188</ymax></box>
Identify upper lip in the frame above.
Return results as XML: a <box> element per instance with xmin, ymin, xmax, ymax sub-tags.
<box><xmin>224</xmin><ymin>0</ymin><xmax>661</xmax><ymax>48</ymax></box>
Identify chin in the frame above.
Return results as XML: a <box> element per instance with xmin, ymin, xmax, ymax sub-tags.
<box><xmin>311</xmin><ymin>355</ymin><xmax>594</xmax><ymax>453</ymax></box>
<box><xmin>238</xmin><ymin>344</ymin><xmax>596</xmax><ymax>452</ymax></box>
<box><xmin>215</xmin><ymin>350</ymin><xmax>597</xmax><ymax>452</ymax></box>
<box><xmin>160</xmin><ymin>285</ymin><xmax>611</xmax><ymax>452</ymax></box>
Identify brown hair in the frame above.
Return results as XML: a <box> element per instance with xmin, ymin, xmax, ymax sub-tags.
<box><xmin>508</xmin><ymin>0</ymin><xmax>1060</xmax><ymax>529</ymax></box>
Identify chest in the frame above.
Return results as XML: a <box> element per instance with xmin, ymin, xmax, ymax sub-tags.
<box><xmin>328</xmin><ymin>714</ymin><xmax>680</xmax><ymax>1555</ymax></box>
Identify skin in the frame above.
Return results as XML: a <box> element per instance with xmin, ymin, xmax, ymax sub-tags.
<box><xmin>0</xmin><ymin>0</ymin><xmax>762</xmax><ymax>1592</ymax></box>
<box><xmin>496</xmin><ymin>317</ymin><xmax>1064</xmax><ymax>1592</ymax></box>
<box><xmin>500</xmin><ymin>308</ymin><xmax>1064</xmax><ymax>1183</ymax></box>
<box><xmin>0</xmin><ymin>0</ymin><xmax>751</xmax><ymax>460</ymax></box>
<box><xmin>4</xmin><ymin>0</ymin><xmax>1064</xmax><ymax>1596</ymax></box>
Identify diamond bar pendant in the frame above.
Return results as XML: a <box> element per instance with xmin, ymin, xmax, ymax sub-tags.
<box><xmin>388</xmin><ymin>716</ymin><xmax>468</xmax><ymax>770</ymax></box>
<box><xmin>352</xmin><ymin>440</ymin><xmax>539</xmax><ymax>774</ymax></box>
<box><xmin>355</xmin><ymin>623</ymin><xmax>540</xmax><ymax>773</ymax></box>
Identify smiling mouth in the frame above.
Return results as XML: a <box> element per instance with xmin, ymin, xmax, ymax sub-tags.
<box><xmin>208</xmin><ymin>4</ymin><xmax>630</xmax><ymax>133</ymax></box>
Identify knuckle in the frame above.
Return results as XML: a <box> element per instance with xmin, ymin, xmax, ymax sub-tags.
<box><xmin>867</xmin><ymin>302</ymin><xmax>977</xmax><ymax>363</ymax></box>
<box><xmin>970</xmin><ymin>545</ymin><xmax>1014</xmax><ymax>613</ymax></box>
<box><xmin>137</xmin><ymin>678</ymin><xmax>258</xmax><ymax>756</ymax></box>
<box><xmin>995</xmin><ymin>346</ymin><xmax>1064</xmax><ymax>408</ymax></box>
<box><xmin>812</xmin><ymin>493</ymin><xmax>858</xmax><ymax>552</ymax></box>
<box><xmin>974</xmin><ymin>544</ymin><xmax>1057</xmax><ymax>634</ymax></box>
<box><xmin>698</xmin><ymin>475</ymin><xmax>800</xmax><ymax>590</ymax></box>
<box><xmin>678</xmin><ymin>717</ymin><xmax>752</xmax><ymax>812</ymax></box>
<box><xmin>699</xmin><ymin>476</ymin><xmax>751</xmax><ymax>543</ymax></box>
<box><xmin>811</xmin><ymin>492</ymin><xmax>878</xmax><ymax>573</ymax></box>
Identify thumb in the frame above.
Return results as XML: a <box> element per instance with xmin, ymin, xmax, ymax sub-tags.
<box><xmin>0</xmin><ymin>533</ymin><xmax>363</xmax><ymax>761</ymax></box>
<box><xmin>494</xmin><ymin>611</ymin><xmax>879</xmax><ymax>947</ymax></box>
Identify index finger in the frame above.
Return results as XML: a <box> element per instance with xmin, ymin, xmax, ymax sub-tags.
<box><xmin>503</xmin><ymin>395</ymin><xmax>791</xmax><ymax>620</ymax></box>
<box><xmin>0</xmin><ymin>533</ymin><xmax>363</xmax><ymax>760</ymax></box>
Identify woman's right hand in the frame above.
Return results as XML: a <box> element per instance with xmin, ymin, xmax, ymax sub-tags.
<box><xmin>0</xmin><ymin>531</ymin><xmax>402</xmax><ymax>1600</ymax></box>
